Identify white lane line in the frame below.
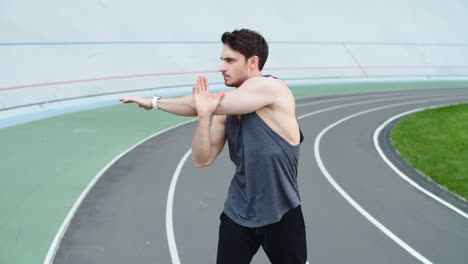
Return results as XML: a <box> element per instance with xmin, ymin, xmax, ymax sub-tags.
<box><xmin>296</xmin><ymin>93</ymin><xmax>392</xmax><ymax>107</ymax></box>
<box><xmin>44</xmin><ymin>92</ymin><xmax>396</xmax><ymax>264</ymax></box>
<box><xmin>45</xmin><ymin>90</ymin><xmax>370</xmax><ymax>263</ymax></box>
<box><xmin>166</xmin><ymin>92</ymin><xmax>465</xmax><ymax>264</ymax></box>
<box><xmin>43</xmin><ymin>119</ymin><xmax>196</xmax><ymax>264</ymax></box>
<box><xmin>295</xmin><ymin>89</ymin><xmax>450</xmax><ymax>108</ymax></box>
<box><xmin>313</xmin><ymin>96</ymin><xmax>468</xmax><ymax>264</ymax></box>
<box><xmin>373</xmin><ymin>105</ymin><xmax>468</xmax><ymax>219</ymax></box>
<box><xmin>45</xmin><ymin>90</ymin><xmax>466</xmax><ymax>264</ymax></box>
<box><xmin>166</xmin><ymin>149</ymin><xmax>192</xmax><ymax>264</ymax></box>
<box><xmin>296</xmin><ymin>92</ymin><xmax>456</xmax><ymax>121</ymax></box>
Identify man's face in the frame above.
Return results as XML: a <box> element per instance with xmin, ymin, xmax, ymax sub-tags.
<box><xmin>219</xmin><ymin>44</ymin><xmax>249</xmax><ymax>88</ymax></box>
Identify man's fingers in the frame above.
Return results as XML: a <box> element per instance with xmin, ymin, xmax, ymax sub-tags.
<box><xmin>120</xmin><ymin>97</ymin><xmax>143</xmax><ymax>104</ymax></box>
<box><xmin>203</xmin><ymin>76</ymin><xmax>210</xmax><ymax>92</ymax></box>
<box><xmin>197</xmin><ymin>76</ymin><xmax>203</xmax><ymax>92</ymax></box>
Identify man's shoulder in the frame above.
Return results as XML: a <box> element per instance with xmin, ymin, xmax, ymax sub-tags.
<box><xmin>262</xmin><ymin>74</ymin><xmax>278</xmax><ymax>79</ymax></box>
<box><xmin>245</xmin><ymin>75</ymin><xmax>288</xmax><ymax>90</ymax></box>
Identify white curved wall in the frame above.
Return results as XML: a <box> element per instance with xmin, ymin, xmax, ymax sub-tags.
<box><xmin>1</xmin><ymin>0</ymin><xmax>468</xmax><ymax>118</ymax></box>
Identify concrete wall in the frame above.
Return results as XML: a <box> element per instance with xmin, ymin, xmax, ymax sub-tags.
<box><xmin>1</xmin><ymin>0</ymin><xmax>468</xmax><ymax>118</ymax></box>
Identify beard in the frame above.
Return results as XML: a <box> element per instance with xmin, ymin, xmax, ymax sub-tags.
<box><xmin>224</xmin><ymin>74</ymin><xmax>248</xmax><ymax>88</ymax></box>
<box><xmin>225</xmin><ymin>79</ymin><xmax>242</xmax><ymax>88</ymax></box>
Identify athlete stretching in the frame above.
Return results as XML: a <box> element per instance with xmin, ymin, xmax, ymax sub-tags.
<box><xmin>120</xmin><ymin>29</ymin><xmax>307</xmax><ymax>264</ymax></box>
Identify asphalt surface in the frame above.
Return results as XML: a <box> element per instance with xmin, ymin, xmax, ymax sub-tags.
<box><xmin>53</xmin><ymin>88</ymin><xmax>468</xmax><ymax>264</ymax></box>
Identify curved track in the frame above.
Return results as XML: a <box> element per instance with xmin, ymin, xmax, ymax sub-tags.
<box><xmin>53</xmin><ymin>88</ymin><xmax>468</xmax><ymax>264</ymax></box>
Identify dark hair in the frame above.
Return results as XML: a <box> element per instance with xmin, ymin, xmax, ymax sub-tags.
<box><xmin>221</xmin><ymin>29</ymin><xmax>269</xmax><ymax>71</ymax></box>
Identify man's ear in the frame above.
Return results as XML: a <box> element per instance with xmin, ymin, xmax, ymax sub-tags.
<box><xmin>249</xmin><ymin>56</ymin><xmax>259</xmax><ymax>70</ymax></box>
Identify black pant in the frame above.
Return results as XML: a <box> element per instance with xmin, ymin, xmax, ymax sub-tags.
<box><xmin>216</xmin><ymin>205</ymin><xmax>307</xmax><ymax>264</ymax></box>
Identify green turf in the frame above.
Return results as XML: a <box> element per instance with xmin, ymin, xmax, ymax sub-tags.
<box><xmin>391</xmin><ymin>103</ymin><xmax>468</xmax><ymax>200</ymax></box>
<box><xmin>0</xmin><ymin>80</ymin><xmax>467</xmax><ymax>263</ymax></box>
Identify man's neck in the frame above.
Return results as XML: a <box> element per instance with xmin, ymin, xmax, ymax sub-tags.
<box><xmin>248</xmin><ymin>71</ymin><xmax>263</xmax><ymax>79</ymax></box>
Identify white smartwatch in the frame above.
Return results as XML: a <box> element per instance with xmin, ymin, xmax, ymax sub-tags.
<box><xmin>152</xmin><ymin>96</ymin><xmax>161</xmax><ymax>110</ymax></box>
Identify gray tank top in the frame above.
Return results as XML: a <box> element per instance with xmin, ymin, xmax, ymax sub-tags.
<box><xmin>223</xmin><ymin>111</ymin><xmax>304</xmax><ymax>228</ymax></box>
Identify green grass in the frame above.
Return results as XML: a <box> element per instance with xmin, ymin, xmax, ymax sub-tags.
<box><xmin>391</xmin><ymin>103</ymin><xmax>468</xmax><ymax>200</ymax></box>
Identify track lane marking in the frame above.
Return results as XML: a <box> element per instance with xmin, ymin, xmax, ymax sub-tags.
<box><xmin>166</xmin><ymin>149</ymin><xmax>192</xmax><ymax>264</ymax></box>
<box><xmin>296</xmin><ymin>92</ymin><xmax>457</xmax><ymax>120</ymax></box>
<box><xmin>294</xmin><ymin>90</ymin><xmax>447</xmax><ymax>108</ymax></box>
<box><xmin>45</xmin><ymin>89</ymin><xmax>467</xmax><ymax>264</ymax></box>
<box><xmin>373</xmin><ymin>106</ymin><xmax>468</xmax><ymax>219</ymax></box>
<box><xmin>168</xmin><ymin>91</ymin><xmax>467</xmax><ymax>263</ymax></box>
<box><xmin>43</xmin><ymin>119</ymin><xmax>196</xmax><ymax>264</ymax></box>
<box><xmin>46</xmin><ymin>89</ymin><xmax>391</xmax><ymax>263</ymax></box>
<box><xmin>163</xmin><ymin>92</ymin><xmax>440</xmax><ymax>263</ymax></box>
<box><xmin>313</xmin><ymin>95</ymin><xmax>468</xmax><ymax>263</ymax></box>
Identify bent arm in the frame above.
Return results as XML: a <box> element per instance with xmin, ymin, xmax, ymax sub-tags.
<box><xmin>192</xmin><ymin>115</ymin><xmax>227</xmax><ymax>168</ymax></box>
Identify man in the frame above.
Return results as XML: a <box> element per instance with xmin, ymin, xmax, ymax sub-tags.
<box><xmin>120</xmin><ymin>29</ymin><xmax>307</xmax><ymax>264</ymax></box>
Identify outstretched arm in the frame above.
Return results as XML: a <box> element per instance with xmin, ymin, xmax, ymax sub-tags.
<box><xmin>119</xmin><ymin>94</ymin><xmax>197</xmax><ymax>116</ymax></box>
<box><xmin>119</xmin><ymin>74</ymin><xmax>281</xmax><ymax>116</ymax></box>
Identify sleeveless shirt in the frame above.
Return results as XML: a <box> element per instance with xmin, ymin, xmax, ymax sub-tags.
<box><xmin>223</xmin><ymin>109</ymin><xmax>304</xmax><ymax>228</ymax></box>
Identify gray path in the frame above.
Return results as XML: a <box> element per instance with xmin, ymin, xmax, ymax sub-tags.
<box><xmin>54</xmin><ymin>88</ymin><xmax>468</xmax><ymax>264</ymax></box>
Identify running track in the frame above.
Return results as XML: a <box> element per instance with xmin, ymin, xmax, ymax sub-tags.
<box><xmin>51</xmin><ymin>88</ymin><xmax>468</xmax><ymax>264</ymax></box>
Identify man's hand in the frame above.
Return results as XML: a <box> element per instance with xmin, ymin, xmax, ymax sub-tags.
<box><xmin>119</xmin><ymin>96</ymin><xmax>153</xmax><ymax>110</ymax></box>
<box><xmin>193</xmin><ymin>76</ymin><xmax>225</xmax><ymax>117</ymax></box>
